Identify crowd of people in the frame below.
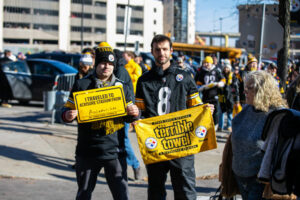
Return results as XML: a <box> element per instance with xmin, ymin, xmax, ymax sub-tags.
<box><xmin>1</xmin><ymin>34</ymin><xmax>300</xmax><ymax>200</ymax></box>
<box><xmin>62</xmin><ymin>35</ymin><xmax>299</xmax><ymax>200</ymax></box>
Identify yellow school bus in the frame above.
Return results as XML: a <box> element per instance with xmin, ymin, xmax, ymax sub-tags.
<box><xmin>172</xmin><ymin>42</ymin><xmax>244</xmax><ymax>63</ymax></box>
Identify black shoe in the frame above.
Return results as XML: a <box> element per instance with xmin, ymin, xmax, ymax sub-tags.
<box><xmin>133</xmin><ymin>167</ymin><xmax>141</xmax><ymax>180</ymax></box>
<box><xmin>217</xmin><ymin>127</ymin><xmax>223</xmax><ymax>132</ymax></box>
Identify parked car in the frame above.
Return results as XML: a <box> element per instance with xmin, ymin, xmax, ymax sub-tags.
<box><xmin>27</xmin><ymin>52</ymin><xmax>81</xmax><ymax>69</ymax></box>
<box><xmin>1</xmin><ymin>58</ymin><xmax>77</xmax><ymax>104</ymax></box>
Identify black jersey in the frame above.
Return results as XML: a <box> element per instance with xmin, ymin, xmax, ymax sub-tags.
<box><xmin>135</xmin><ymin>64</ymin><xmax>202</xmax><ymax>118</ymax></box>
<box><xmin>195</xmin><ymin>66</ymin><xmax>225</xmax><ymax>102</ymax></box>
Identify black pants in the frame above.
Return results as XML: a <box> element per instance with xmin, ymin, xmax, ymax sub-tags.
<box><xmin>75</xmin><ymin>156</ymin><xmax>128</xmax><ymax>200</ymax></box>
<box><xmin>146</xmin><ymin>155</ymin><xmax>197</xmax><ymax>200</ymax></box>
<box><xmin>204</xmin><ymin>98</ymin><xmax>220</xmax><ymax>125</ymax></box>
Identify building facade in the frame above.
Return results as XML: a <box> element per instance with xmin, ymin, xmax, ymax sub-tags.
<box><xmin>163</xmin><ymin>0</ymin><xmax>195</xmax><ymax>44</ymax></box>
<box><xmin>0</xmin><ymin>0</ymin><xmax>163</xmax><ymax>53</ymax></box>
<box><xmin>238</xmin><ymin>4</ymin><xmax>300</xmax><ymax>59</ymax></box>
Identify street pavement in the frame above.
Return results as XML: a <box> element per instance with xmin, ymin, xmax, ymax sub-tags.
<box><xmin>0</xmin><ymin>102</ymin><xmax>230</xmax><ymax>200</ymax></box>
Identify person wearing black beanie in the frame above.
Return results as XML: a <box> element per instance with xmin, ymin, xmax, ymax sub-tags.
<box><xmin>61</xmin><ymin>42</ymin><xmax>139</xmax><ymax>200</ymax></box>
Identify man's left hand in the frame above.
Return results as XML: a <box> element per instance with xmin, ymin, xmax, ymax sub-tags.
<box><xmin>205</xmin><ymin>104</ymin><xmax>215</xmax><ymax>114</ymax></box>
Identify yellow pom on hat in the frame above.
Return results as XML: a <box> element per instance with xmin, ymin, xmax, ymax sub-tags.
<box><xmin>247</xmin><ymin>56</ymin><xmax>258</xmax><ymax>65</ymax></box>
<box><xmin>203</xmin><ymin>56</ymin><xmax>213</xmax><ymax>64</ymax></box>
<box><xmin>247</xmin><ymin>53</ymin><xmax>254</xmax><ymax>60</ymax></box>
<box><xmin>98</xmin><ymin>41</ymin><xmax>112</xmax><ymax>48</ymax></box>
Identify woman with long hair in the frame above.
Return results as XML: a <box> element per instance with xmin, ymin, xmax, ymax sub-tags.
<box><xmin>231</xmin><ymin>70</ymin><xmax>287</xmax><ymax>199</ymax></box>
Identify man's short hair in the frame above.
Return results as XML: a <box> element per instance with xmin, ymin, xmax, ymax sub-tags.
<box><xmin>151</xmin><ymin>34</ymin><xmax>172</xmax><ymax>49</ymax></box>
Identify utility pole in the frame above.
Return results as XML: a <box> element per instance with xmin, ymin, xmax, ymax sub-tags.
<box><xmin>80</xmin><ymin>0</ymin><xmax>84</xmax><ymax>51</ymax></box>
<box><xmin>124</xmin><ymin>0</ymin><xmax>131</xmax><ymax>51</ymax></box>
<box><xmin>219</xmin><ymin>17</ymin><xmax>223</xmax><ymax>46</ymax></box>
<box><xmin>277</xmin><ymin>0</ymin><xmax>290</xmax><ymax>93</ymax></box>
<box><xmin>258</xmin><ymin>3</ymin><xmax>266</xmax><ymax>65</ymax></box>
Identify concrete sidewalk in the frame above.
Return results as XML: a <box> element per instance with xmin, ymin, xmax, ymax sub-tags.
<box><xmin>0</xmin><ymin>103</ymin><xmax>228</xmax><ymax>199</ymax></box>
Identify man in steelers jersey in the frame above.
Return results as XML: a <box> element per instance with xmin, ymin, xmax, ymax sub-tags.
<box><xmin>135</xmin><ymin>34</ymin><xmax>214</xmax><ymax>200</ymax></box>
<box><xmin>194</xmin><ymin>56</ymin><xmax>226</xmax><ymax>126</ymax></box>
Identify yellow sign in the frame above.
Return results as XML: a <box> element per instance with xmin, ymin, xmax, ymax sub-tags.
<box><xmin>73</xmin><ymin>85</ymin><xmax>127</xmax><ymax>123</ymax></box>
<box><xmin>134</xmin><ymin>104</ymin><xmax>217</xmax><ymax>165</ymax></box>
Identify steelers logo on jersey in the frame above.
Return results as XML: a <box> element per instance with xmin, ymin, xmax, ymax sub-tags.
<box><xmin>195</xmin><ymin>126</ymin><xmax>207</xmax><ymax>138</ymax></box>
<box><xmin>115</xmin><ymin>82</ymin><xmax>123</xmax><ymax>86</ymax></box>
<box><xmin>145</xmin><ymin>137</ymin><xmax>158</xmax><ymax>149</ymax></box>
<box><xmin>176</xmin><ymin>74</ymin><xmax>184</xmax><ymax>82</ymax></box>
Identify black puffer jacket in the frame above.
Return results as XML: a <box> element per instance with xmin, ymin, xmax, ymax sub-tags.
<box><xmin>62</xmin><ymin>74</ymin><xmax>136</xmax><ymax>160</ymax></box>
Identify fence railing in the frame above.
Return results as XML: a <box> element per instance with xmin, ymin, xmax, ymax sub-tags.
<box><xmin>52</xmin><ymin>73</ymin><xmax>77</xmax><ymax>91</ymax></box>
<box><xmin>44</xmin><ymin>73</ymin><xmax>77</xmax><ymax>124</ymax></box>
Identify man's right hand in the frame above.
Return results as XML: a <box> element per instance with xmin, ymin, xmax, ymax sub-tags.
<box><xmin>64</xmin><ymin>110</ymin><xmax>78</xmax><ymax>122</ymax></box>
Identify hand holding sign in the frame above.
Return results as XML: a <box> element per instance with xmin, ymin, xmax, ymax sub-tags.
<box><xmin>205</xmin><ymin>104</ymin><xmax>215</xmax><ymax>114</ymax></box>
<box><xmin>127</xmin><ymin>104</ymin><xmax>139</xmax><ymax>117</ymax></box>
<box><xmin>64</xmin><ymin>109</ymin><xmax>78</xmax><ymax>122</ymax></box>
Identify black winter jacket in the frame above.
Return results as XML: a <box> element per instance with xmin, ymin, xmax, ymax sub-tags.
<box><xmin>62</xmin><ymin>74</ymin><xmax>136</xmax><ymax>160</ymax></box>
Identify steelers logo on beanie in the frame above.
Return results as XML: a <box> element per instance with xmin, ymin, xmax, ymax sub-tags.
<box><xmin>95</xmin><ymin>42</ymin><xmax>116</xmax><ymax>67</ymax></box>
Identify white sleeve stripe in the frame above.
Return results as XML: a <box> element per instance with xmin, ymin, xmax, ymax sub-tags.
<box><xmin>187</xmin><ymin>94</ymin><xmax>199</xmax><ymax>100</ymax></box>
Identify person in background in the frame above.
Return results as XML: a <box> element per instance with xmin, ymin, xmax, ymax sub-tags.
<box><xmin>0</xmin><ymin>50</ymin><xmax>14</xmax><ymax>63</ymax></box>
<box><xmin>134</xmin><ymin>53</ymin><xmax>150</xmax><ymax>74</ymax></box>
<box><xmin>81</xmin><ymin>47</ymin><xmax>95</xmax><ymax>70</ymax></box>
<box><xmin>195</xmin><ymin>56</ymin><xmax>225</xmax><ymax>128</ymax></box>
<box><xmin>75</xmin><ymin>54</ymin><xmax>94</xmax><ymax>80</ymax></box>
<box><xmin>0</xmin><ymin>50</ymin><xmax>15</xmax><ymax>108</ymax></box>
<box><xmin>211</xmin><ymin>54</ymin><xmax>223</xmax><ymax>72</ymax></box>
<box><xmin>123</xmin><ymin>51</ymin><xmax>142</xmax><ymax>95</ymax></box>
<box><xmin>231</xmin><ymin>70</ymin><xmax>287</xmax><ymax>200</ymax></box>
<box><xmin>238</xmin><ymin>55</ymin><xmax>258</xmax><ymax>104</ymax></box>
<box><xmin>17</xmin><ymin>52</ymin><xmax>26</xmax><ymax>60</ymax></box>
<box><xmin>114</xmin><ymin>48</ymin><xmax>141</xmax><ymax>180</ymax></box>
<box><xmin>218</xmin><ymin>59</ymin><xmax>240</xmax><ymax>132</ymax></box>
<box><xmin>266</xmin><ymin>62</ymin><xmax>285</xmax><ymax>95</ymax></box>
<box><xmin>177</xmin><ymin>51</ymin><xmax>196</xmax><ymax>76</ymax></box>
<box><xmin>287</xmin><ymin>62</ymin><xmax>300</xmax><ymax>86</ymax></box>
<box><xmin>61</xmin><ymin>44</ymin><xmax>139</xmax><ymax>200</ymax></box>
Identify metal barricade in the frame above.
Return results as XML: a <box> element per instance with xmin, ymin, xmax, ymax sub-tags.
<box><xmin>43</xmin><ymin>73</ymin><xmax>77</xmax><ymax>124</ymax></box>
<box><xmin>52</xmin><ymin>73</ymin><xmax>77</xmax><ymax>91</ymax></box>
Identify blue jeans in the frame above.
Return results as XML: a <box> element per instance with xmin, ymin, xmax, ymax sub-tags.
<box><xmin>234</xmin><ymin>174</ymin><xmax>265</xmax><ymax>200</ymax></box>
<box><xmin>219</xmin><ymin>112</ymin><xmax>233</xmax><ymax>129</ymax></box>
<box><xmin>124</xmin><ymin>123</ymin><xmax>140</xmax><ymax>169</ymax></box>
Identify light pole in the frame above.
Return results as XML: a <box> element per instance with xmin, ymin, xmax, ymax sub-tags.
<box><xmin>258</xmin><ymin>3</ymin><xmax>266</xmax><ymax>66</ymax></box>
<box><xmin>219</xmin><ymin>17</ymin><xmax>223</xmax><ymax>46</ymax></box>
<box><xmin>124</xmin><ymin>0</ymin><xmax>130</xmax><ymax>51</ymax></box>
<box><xmin>80</xmin><ymin>0</ymin><xmax>84</xmax><ymax>51</ymax></box>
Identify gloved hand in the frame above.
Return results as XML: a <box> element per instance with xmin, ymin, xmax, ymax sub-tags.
<box><xmin>217</xmin><ymin>81</ymin><xmax>225</xmax><ymax>88</ymax></box>
<box><xmin>198</xmin><ymin>83</ymin><xmax>218</xmax><ymax>92</ymax></box>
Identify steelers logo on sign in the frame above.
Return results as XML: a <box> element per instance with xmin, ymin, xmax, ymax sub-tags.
<box><xmin>108</xmin><ymin>54</ymin><xmax>115</xmax><ymax>62</ymax></box>
<box><xmin>145</xmin><ymin>137</ymin><xmax>158</xmax><ymax>149</ymax></box>
<box><xmin>195</xmin><ymin>126</ymin><xmax>207</xmax><ymax>138</ymax></box>
<box><xmin>176</xmin><ymin>74</ymin><xmax>184</xmax><ymax>82</ymax></box>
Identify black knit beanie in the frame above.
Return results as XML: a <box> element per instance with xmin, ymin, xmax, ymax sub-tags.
<box><xmin>94</xmin><ymin>42</ymin><xmax>116</xmax><ymax>68</ymax></box>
